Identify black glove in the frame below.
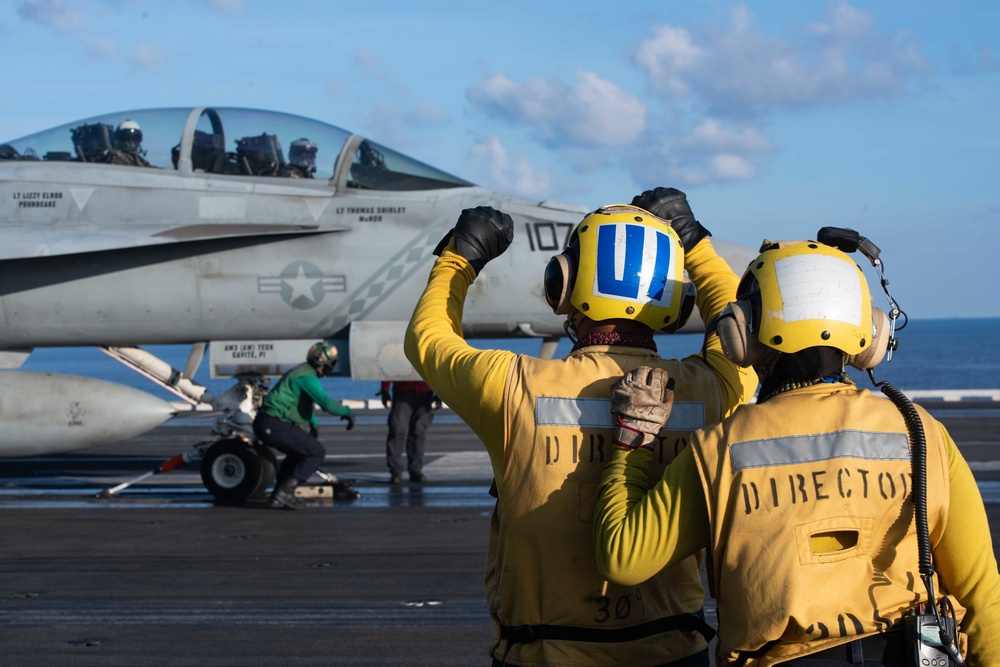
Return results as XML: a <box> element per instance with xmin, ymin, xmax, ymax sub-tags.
<box><xmin>431</xmin><ymin>395</ymin><xmax>442</xmax><ymax>411</ymax></box>
<box><xmin>432</xmin><ymin>206</ymin><xmax>514</xmax><ymax>275</ymax></box>
<box><xmin>376</xmin><ymin>389</ymin><xmax>390</xmax><ymax>408</ymax></box>
<box><xmin>341</xmin><ymin>413</ymin><xmax>355</xmax><ymax>431</ymax></box>
<box><xmin>631</xmin><ymin>187</ymin><xmax>711</xmax><ymax>252</ymax></box>
<box><xmin>309</xmin><ymin>424</ymin><xmax>319</xmax><ymax>439</ymax></box>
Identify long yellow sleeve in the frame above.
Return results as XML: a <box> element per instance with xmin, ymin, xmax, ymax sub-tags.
<box><xmin>404</xmin><ymin>247</ymin><xmax>515</xmax><ymax>473</ymax></box>
<box><xmin>933</xmin><ymin>422</ymin><xmax>1000</xmax><ymax>665</ymax></box>
<box><xmin>684</xmin><ymin>239</ymin><xmax>758</xmax><ymax>414</ymax></box>
<box><xmin>594</xmin><ymin>445</ymin><xmax>709</xmax><ymax>585</ymax></box>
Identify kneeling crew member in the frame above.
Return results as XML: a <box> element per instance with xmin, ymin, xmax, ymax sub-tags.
<box><xmin>595</xmin><ymin>239</ymin><xmax>1000</xmax><ymax>665</ymax></box>
<box><xmin>254</xmin><ymin>341</ymin><xmax>355</xmax><ymax>509</ymax></box>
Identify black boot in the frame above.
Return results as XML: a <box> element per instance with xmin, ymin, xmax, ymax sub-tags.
<box><xmin>269</xmin><ymin>478</ymin><xmax>304</xmax><ymax>510</ymax></box>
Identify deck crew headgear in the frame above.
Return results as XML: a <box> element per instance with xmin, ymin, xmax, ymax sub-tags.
<box><xmin>307</xmin><ymin>341</ymin><xmax>338</xmax><ymax>376</ymax></box>
<box><xmin>542</xmin><ymin>205</ymin><xmax>695</xmax><ymax>333</ymax></box>
<box><xmin>716</xmin><ymin>240</ymin><xmax>890</xmax><ymax>371</ymax></box>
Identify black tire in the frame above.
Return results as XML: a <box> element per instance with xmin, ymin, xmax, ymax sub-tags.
<box><xmin>200</xmin><ymin>439</ymin><xmax>265</xmax><ymax>502</ymax></box>
<box><xmin>251</xmin><ymin>445</ymin><xmax>277</xmax><ymax>499</ymax></box>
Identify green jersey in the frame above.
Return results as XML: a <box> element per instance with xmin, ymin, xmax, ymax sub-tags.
<box><xmin>260</xmin><ymin>363</ymin><xmax>351</xmax><ymax>428</ymax></box>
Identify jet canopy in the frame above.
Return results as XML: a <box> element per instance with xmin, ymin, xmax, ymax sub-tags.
<box><xmin>0</xmin><ymin>106</ymin><xmax>473</xmax><ymax>191</ymax></box>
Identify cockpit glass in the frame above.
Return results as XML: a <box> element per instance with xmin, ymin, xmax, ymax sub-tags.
<box><xmin>1</xmin><ymin>108</ymin><xmax>190</xmax><ymax>169</ymax></box>
<box><xmin>1</xmin><ymin>107</ymin><xmax>474</xmax><ymax>190</ymax></box>
<box><xmin>347</xmin><ymin>139</ymin><xmax>472</xmax><ymax>191</ymax></box>
<box><xmin>191</xmin><ymin>108</ymin><xmax>352</xmax><ymax>180</ymax></box>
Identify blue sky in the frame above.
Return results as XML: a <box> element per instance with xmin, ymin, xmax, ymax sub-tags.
<box><xmin>2</xmin><ymin>0</ymin><xmax>998</xmax><ymax>320</ymax></box>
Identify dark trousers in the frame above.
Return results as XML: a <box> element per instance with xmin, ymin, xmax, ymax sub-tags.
<box><xmin>386</xmin><ymin>389</ymin><xmax>434</xmax><ymax>476</ymax></box>
<box><xmin>777</xmin><ymin>633</ymin><xmax>907</xmax><ymax>666</ymax></box>
<box><xmin>253</xmin><ymin>414</ymin><xmax>326</xmax><ymax>484</ymax></box>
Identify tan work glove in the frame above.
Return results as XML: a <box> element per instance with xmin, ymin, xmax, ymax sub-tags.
<box><xmin>610</xmin><ymin>366</ymin><xmax>675</xmax><ymax>450</ymax></box>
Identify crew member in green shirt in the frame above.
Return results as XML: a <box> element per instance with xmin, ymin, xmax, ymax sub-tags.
<box><xmin>253</xmin><ymin>341</ymin><xmax>355</xmax><ymax>509</ymax></box>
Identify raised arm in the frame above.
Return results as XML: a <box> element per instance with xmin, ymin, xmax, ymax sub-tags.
<box><xmin>631</xmin><ymin>187</ymin><xmax>757</xmax><ymax>414</ymax></box>
<box><xmin>404</xmin><ymin>207</ymin><xmax>517</xmax><ymax>460</ymax></box>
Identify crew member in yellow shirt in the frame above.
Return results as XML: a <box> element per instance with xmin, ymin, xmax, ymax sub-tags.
<box><xmin>405</xmin><ymin>188</ymin><xmax>757</xmax><ymax>666</ymax></box>
<box><xmin>595</xmin><ymin>238</ymin><xmax>1000</xmax><ymax>666</ymax></box>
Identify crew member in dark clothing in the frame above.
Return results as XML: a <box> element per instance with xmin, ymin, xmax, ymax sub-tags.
<box><xmin>109</xmin><ymin>119</ymin><xmax>153</xmax><ymax>167</ymax></box>
<box><xmin>377</xmin><ymin>381</ymin><xmax>439</xmax><ymax>484</ymax></box>
<box><xmin>253</xmin><ymin>341</ymin><xmax>355</xmax><ymax>509</ymax></box>
<box><xmin>279</xmin><ymin>137</ymin><xmax>317</xmax><ymax>179</ymax></box>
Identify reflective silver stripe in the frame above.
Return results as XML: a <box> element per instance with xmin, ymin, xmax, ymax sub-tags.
<box><xmin>729</xmin><ymin>430</ymin><xmax>910</xmax><ymax>471</ymax></box>
<box><xmin>535</xmin><ymin>397</ymin><xmax>705</xmax><ymax>432</ymax></box>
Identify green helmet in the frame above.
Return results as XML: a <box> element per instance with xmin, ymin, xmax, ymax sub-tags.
<box><xmin>307</xmin><ymin>341</ymin><xmax>338</xmax><ymax>375</ymax></box>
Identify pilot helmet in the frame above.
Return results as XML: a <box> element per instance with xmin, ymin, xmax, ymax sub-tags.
<box><xmin>115</xmin><ymin>119</ymin><xmax>143</xmax><ymax>153</ymax></box>
<box><xmin>715</xmin><ymin>240</ymin><xmax>890</xmax><ymax>372</ymax></box>
<box><xmin>542</xmin><ymin>205</ymin><xmax>696</xmax><ymax>333</ymax></box>
<box><xmin>306</xmin><ymin>341</ymin><xmax>338</xmax><ymax>376</ymax></box>
<box><xmin>289</xmin><ymin>138</ymin><xmax>318</xmax><ymax>172</ymax></box>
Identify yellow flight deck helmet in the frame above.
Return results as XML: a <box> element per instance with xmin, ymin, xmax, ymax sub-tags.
<box><xmin>543</xmin><ymin>205</ymin><xmax>694</xmax><ymax>332</ymax></box>
<box><xmin>741</xmin><ymin>241</ymin><xmax>874</xmax><ymax>356</ymax></box>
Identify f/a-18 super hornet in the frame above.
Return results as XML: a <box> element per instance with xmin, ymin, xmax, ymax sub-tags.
<box><xmin>0</xmin><ymin>106</ymin><xmax>755</xmax><ymax>500</ymax></box>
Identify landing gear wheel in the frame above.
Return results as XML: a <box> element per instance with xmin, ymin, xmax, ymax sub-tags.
<box><xmin>251</xmin><ymin>445</ymin><xmax>277</xmax><ymax>499</ymax></box>
<box><xmin>201</xmin><ymin>439</ymin><xmax>271</xmax><ymax>502</ymax></box>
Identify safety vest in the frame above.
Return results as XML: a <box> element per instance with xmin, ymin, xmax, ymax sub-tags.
<box><xmin>689</xmin><ymin>383</ymin><xmax>963</xmax><ymax>666</ymax></box>
<box><xmin>491</xmin><ymin>344</ymin><xmax>728</xmax><ymax>666</ymax></box>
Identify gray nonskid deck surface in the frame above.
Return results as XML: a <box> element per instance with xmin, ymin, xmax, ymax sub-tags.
<box><xmin>1</xmin><ymin>403</ymin><xmax>997</xmax><ymax>666</ymax></box>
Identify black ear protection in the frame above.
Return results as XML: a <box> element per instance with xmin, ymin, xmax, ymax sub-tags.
<box><xmin>543</xmin><ymin>241</ymin><xmax>580</xmax><ymax>316</ymax></box>
<box><xmin>662</xmin><ymin>279</ymin><xmax>697</xmax><ymax>333</ymax></box>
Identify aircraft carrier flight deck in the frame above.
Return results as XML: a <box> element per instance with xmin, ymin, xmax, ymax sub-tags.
<box><xmin>1</xmin><ymin>403</ymin><xmax>998</xmax><ymax>666</ymax></box>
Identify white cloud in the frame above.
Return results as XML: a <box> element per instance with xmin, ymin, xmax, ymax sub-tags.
<box><xmin>624</xmin><ymin>117</ymin><xmax>770</xmax><ymax>187</ymax></box>
<box><xmin>807</xmin><ymin>1</ymin><xmax>873</xmax><ymax>41</ymax></box>
<box><xmin>632</xmin><ymin>2</ymin><xmax>931</xmax><ymax>116</ymax></box>
<box><xmin>464</xmin><ymin>2</ymin><xmax>932</xmax><ymax>189</ymax></box>
<box><xmin>130</xmin><ymin>42</ymin><xmax>163</xmax><ymax>70</ymax></box>
<box><xmin>83</xmin><ymin>36</ymin><xmax>117</xmax><ymax>59</ymax></box>
<box><xmin>467</xmin><ymin>71</ymin><xmax>646</xmax><ymax>147</ymax></box>
<box><xmin>632</xmin><ymin>24</ymin><xmax>702</xmax><ymax>97</ymax></box>
<box><xmin>709</xmin><ymin>154</ymin><xmax>756</xmax><ymax>180</ymax></box>
<box><xmin>17</xmin><ymin>0</ymin><xmax>88</xmax><ymax>32</ymax></box>
<box><xmin>204</xmin><ymin>0</ymin><xmax>244</xmax><ymax>15</ymax></box>
<box><xmin>675</xmin><ymin>118</ymin><xmax>772</xmax><ymax>152</ymax></box>
<box><xmin>469</xmin><ymin>134</ymin><xmax>553</xmax><ymax>200</ymax></box>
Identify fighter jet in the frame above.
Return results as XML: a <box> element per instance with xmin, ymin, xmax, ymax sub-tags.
<box><xmin>0</xmin><ymin>106</ymin><xmax>756</xmax><ymax>500</ymax></box>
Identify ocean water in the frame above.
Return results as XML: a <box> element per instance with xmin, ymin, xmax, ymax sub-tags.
<box><xmin>16</xmin><ymin>318</ymin><xmax>1000</xmax><ymax>402</ymax></box>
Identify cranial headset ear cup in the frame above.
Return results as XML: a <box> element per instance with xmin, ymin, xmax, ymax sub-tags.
<box><xmin>716</xmin><ymin>301</ymin><xmax>753</xmax><ymax>367</ymax></box>
<box><xmin>662</xmin><ymin>277</ymin><xmax>697</xmax><ymax>334</ymax></box>
<box><xmin>847</xmin><ymin>306</ymin><xmax>890</xmax><ymax>371</ymax></box>
<box><xmin>544</xmin><ymin>251</ymin><xmax>577</xmax><ymax>315</ymax></box>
